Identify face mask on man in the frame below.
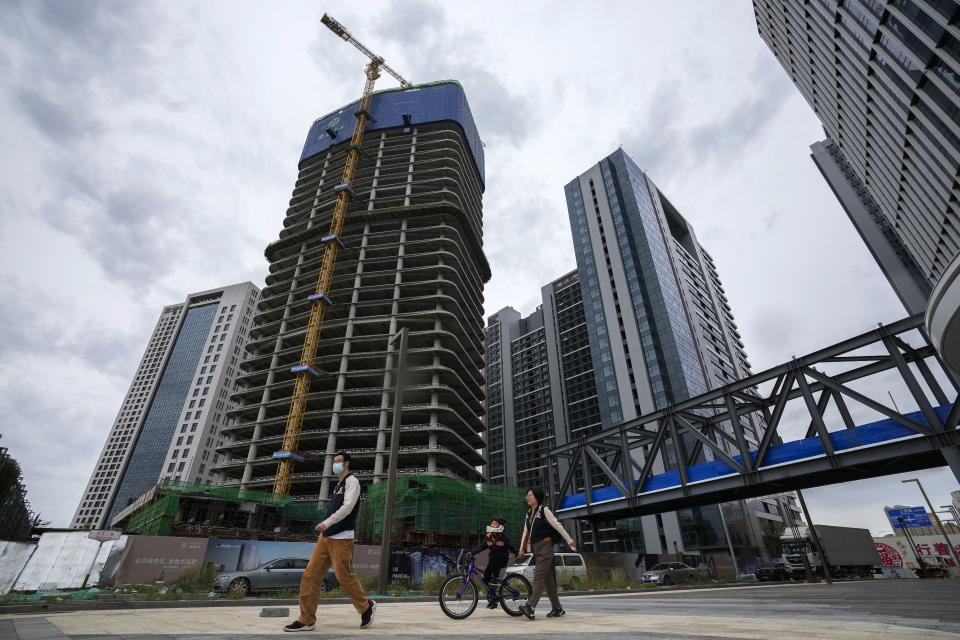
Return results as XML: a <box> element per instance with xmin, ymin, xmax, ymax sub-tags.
<box><xmin>332</xmin><ymin>462</ymin><xmax>344</xmax><ymax>475</ymax></box>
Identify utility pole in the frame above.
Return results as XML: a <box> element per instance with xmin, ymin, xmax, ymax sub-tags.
<box><xmin>796</xmin><ymin>489</ymin><xmax>831</xmax><ymax>582</ymax></box>
<box><xmin>778</xmin><ymin>494</ymin><xmax>814</xmax><ymax>582</ymax></box>
<box><xmin>377</xmin><ymin>327</ymin><xmax>408</xmax><ymax>595</ymax></box>
<box><xmin>716</xmin><ymin>503</ymin><xmax>741</xmax><ymax>581</ymax></box>
<box><xmin>902</xmin><ymin>478</ymin><xmax>960</xmax><ymax>574</ymax></box>
<box><xmin>899</xmin><ymin>516</ymin><xmax>926</xmax><ymax>576</ymax></box>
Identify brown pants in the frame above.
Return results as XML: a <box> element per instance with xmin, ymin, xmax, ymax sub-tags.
<box><xmin>527</xmin><ymin>538</ymin><xmax>561</xmax><ymax>610</ymax></box>
<box><xmin>298</xmin><ymin>535</ymin><xmax>368</xmax><ymax>625</ymax></box>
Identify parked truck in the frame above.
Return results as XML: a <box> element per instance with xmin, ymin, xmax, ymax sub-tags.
<box><xmin>780</xmin><ymin>525</ymin><xmax>881</xmax><ymax>578</ymax></box>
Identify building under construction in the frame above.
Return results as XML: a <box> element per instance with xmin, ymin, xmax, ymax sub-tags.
<box><xmin>357</xmin><ymin>475</ymin><xmax>528</xmax><ymax>547</ymax></box>
<box><xmin>215</xmin><ymin>79</ymin><xmax>490</xmax><ymax>504</ymax></box>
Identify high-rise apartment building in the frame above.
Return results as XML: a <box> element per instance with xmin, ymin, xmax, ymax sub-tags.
<box><xmin>561</xmin><ymin>148</ymin><xmax>771</xmax><ymax>554</ymax></box>
<box><xmin>71</xmin><ymin>282</ymin><xmax>261</xmax><ymax>530</ymax></box>
<box><xmin>484</xmin><ymin>271</ymin><xmax>605</xmax><ymax>492</ymax></box>
<box><xmin>217</xmin><ymin>81</ymin><xmax>489</xmax><ymax>504</ymax></box>
<box><xmin>753</xmin><ymin>0</ymin><xmax>960</xmax><ymax>314</ymax></box>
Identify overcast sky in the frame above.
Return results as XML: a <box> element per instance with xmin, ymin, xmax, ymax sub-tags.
<box><xmin>1</xmin><ymin>0</ymin><xmax>956</xmax><ymax>535</ymax></box>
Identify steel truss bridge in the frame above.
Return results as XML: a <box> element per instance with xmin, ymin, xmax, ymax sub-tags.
<box><xmin>547</xmin><ymin>314</ymin><xmax>960</xmax><ymax>521</ymax></box>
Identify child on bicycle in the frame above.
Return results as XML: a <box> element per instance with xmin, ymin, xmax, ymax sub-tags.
<box><xmin>471</xmin><ymin>515</ymin><xmax>517</xmax><ymax>608</ymax></box>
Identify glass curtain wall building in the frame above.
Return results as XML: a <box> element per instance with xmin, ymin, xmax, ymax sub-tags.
<box><xmin>71</xmin><ymin>282</ymin><xmax>261</xmax><ymax>529</ymax></box>
<box><xmin>218</xmin><ymin>81</ymin><xmax>490</xmax><ymax>505</ymax></box>
<box><xmin>562</xmin><ymin>148</ymin><xmax>778</xmax><ymax>555</ymax></box>
<box><xmin>484</xmin><ymin>271</ymin><xmax>625</xmax><ymax>549</ymax></box>
<box><xmin>753</xmin><ymin>0</ymin><xmax>960</xmax><ymax>313</ymax></box>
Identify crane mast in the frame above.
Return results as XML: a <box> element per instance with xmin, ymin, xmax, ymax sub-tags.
<box><xmin>271</xmin><ymin>14</ymin><xmax>410</xmax><ymax>497</ymax></box>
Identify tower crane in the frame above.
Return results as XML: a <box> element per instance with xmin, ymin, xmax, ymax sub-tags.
<box><xmin>271</xmin><ymin>13</ymin><xmax>411</xmax><ymax>497</ymax></box>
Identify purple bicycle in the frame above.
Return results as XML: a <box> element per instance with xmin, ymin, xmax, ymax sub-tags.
<box><xmin>438</xmin><ymin>550</ymin><xmax>532</xmax><ymax>619</ymax></box>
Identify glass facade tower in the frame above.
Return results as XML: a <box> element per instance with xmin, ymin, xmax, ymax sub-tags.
<box><xmin>71</xmin><ymin>282</ymin><xmax>261</xmax><ymax>530</ymax></box>
<box><xmin>754</xmin><ymin>0</ymin><xmax>960</xmax><ymax>312</ymax></box>
<box><xmin>562</xmin><ymin>148</ymin><xmax>770</xmax><ymax>555</ymax></box>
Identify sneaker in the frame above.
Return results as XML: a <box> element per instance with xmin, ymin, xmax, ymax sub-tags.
<box><xmin>360</xmin><ymin>599</ymin><xmax>376</xmax><ymax>629</ymax></box>
<box><xmin>283</xmin><ymin>620</ymin><xmax>315</xmax><ymax>632</ymax></box>
<box><xmin>546</xmin><ymin>608</ymin><xmax>565</xmax><ymax>618</ymax></box>
<box><xmin>486</xmin><ymin>599</ymin><xmax>498</xmax><ymax>609</ymax></box>
<box><xmin>518</xmin><ymin>604</ymin><xmax>535</xmax><ymax>620</ymax></box>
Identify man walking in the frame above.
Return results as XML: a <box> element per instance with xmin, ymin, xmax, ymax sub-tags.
<box><xmin>284</xmin><ymin>452</ymin><xmax>376</xmax><ymax>631</ymax></box>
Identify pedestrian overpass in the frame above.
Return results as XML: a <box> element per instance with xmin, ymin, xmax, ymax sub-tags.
<box><xmin>547</xmin><ymin>314</ymin><xmax>960</xmax><ymax>520</ymax></box>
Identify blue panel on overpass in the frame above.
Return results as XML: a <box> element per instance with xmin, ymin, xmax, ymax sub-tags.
<box><xmin>559</xmin><ymin>403</ymin><xmax>952</xmax><ymax>509</ymax></box>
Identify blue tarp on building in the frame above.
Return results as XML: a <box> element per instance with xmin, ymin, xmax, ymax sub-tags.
<box><xmin>299</xmin><ymin>80</ymin><xmax>485</xmax><ymax>190</ymax></box>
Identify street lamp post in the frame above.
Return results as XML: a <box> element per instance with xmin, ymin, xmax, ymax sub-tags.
<box><xmin>941</xmin><ymin>504</ymin><xmax>960</xmax><ymax>529</ymax></box>
<box><xmin>901</xmin><ymin>478</ymin><xmax>960</xmax><ymax>573</ymax></box>
<box><xmin>377</xmin><ymin>327</ymin><xmax>408</xmax><ymax>596</ymax></box>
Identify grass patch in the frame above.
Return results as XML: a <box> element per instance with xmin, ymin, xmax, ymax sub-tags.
<box><xmin>172</xmin><ymin>565</ymin><xmax>220</xmax><ymax>593</ymax></box>
<box><xmin>421</xmin><ymin>571</ymin><xmax>444</xmax><ymax>596</ymax></box>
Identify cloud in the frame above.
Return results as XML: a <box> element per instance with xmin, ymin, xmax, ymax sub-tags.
<box><xmin>621</xmin><ymin>52</ymin><xmax>794</xmax><ymax>178</ymax></box>
<box><xmin>372</xmin><ymin>0</ymin><xmax>445</xmax><ymax>45</ymax></box>
<box><xmin>14</xmin><ymin>88</ymin><xmax>105</xmax><ymax>141</ymax></box>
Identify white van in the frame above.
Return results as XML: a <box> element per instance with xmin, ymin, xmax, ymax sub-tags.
<box><xmin>504</xmin><ymin>552</ymin><xmax>587</xmax><ymax>588</ymax></box>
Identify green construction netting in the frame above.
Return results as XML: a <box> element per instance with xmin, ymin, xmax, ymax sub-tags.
<box><xmin>358</xmin><ymin>476</ymin><xmax>529</xmax><ymax>542</ymax></box>
<box><xmin>153</xmin><ymin>479</ymin><xmax>290</xmax><ymax>504</ymax></box>
<box><xmin>127</xmin><ymin>493</ymin><xmax>179</xmax><ymax>536</ymax></box>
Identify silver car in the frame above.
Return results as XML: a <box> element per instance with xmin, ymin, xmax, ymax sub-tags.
<box><xmin>642</xmin><ymin>562</ymin><xmax>698</xmax><ymax>586</ymax></box>
<box><xmin>209</xmin><ymin>557</ymin><xmax>338</xmax><ymax>596</ymax></box>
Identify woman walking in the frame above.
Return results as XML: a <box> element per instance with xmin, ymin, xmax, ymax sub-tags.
<box><xmin>517</xmin><ymin>487</ymin><xmax>576</xmax><ymax>620</ymax></box>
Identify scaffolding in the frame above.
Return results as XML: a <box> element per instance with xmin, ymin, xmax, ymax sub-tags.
<box><xmin>358</xmin><ymin>476</ymin><xmax>529</xmax><ymax>547</ymax></box>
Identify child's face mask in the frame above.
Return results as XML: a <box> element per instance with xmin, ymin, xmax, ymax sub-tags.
<box><xmin>486</xmin><ymin>524</ymin><xmax>504</xmax><ymax>533</ymax></box>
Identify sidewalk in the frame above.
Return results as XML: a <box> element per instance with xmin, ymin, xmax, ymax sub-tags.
<box><xmin>1</xmin><ymin>587</ymin><xmax>955</xmax><ymax>639</ymax></box>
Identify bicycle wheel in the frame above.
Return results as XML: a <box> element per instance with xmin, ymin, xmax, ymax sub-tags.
<box><xmin>439</xmin><ymin>574</ymin><xmax>478</xmax><ymax>619</ymax></box>
<box><xmin>498</xmin><ymin>573</ymin><xmax>532</xmax><ymax>617</ymax></box>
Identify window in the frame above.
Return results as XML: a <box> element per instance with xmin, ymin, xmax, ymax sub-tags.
<box><xmin>186</xmin><ymin>436</ymin><xmax>193</xmax><ymax>445</ymax></box>
<box><xmin>178</xmin><ymin>462</ymin><xmax>185</xmax><ymax>472</ymax></box>
<box><xmin>177</xmin><ymin>437</ymin><xmax>183</xmax><ymax>445</ymax></box>
<box><xmin>172</xmin><ymin>449</ymin><xmax>180</xmax><ymax>458</ymax></box>
<box><xmin>191</xmin><ymin>423</ymin><xmax>198</xmax><ymax>431</ymax></box>
<box><xmin>167</xmin><ymin>463</ymin><xmax>175</xmax><ymax>472</ymax></box>
<box><xmin>185</xmin><ymin>412</ymin><xmax>192</xmax><ymax>419</ymax></box>
<box><xmin>198</xmin><ymin>399</ymin><xmax>205</xmax><ymax>407</ymax></box>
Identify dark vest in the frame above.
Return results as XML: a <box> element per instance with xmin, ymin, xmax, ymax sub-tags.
<box><xmin>527</xmin><ymin>506</ymin><xmax>554</xmax><ymax>544</ymax></box>
<box><xmin>324</xmin><ymin>474</ymin><xmax>360</xmax><ymax>537</ymax></box>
